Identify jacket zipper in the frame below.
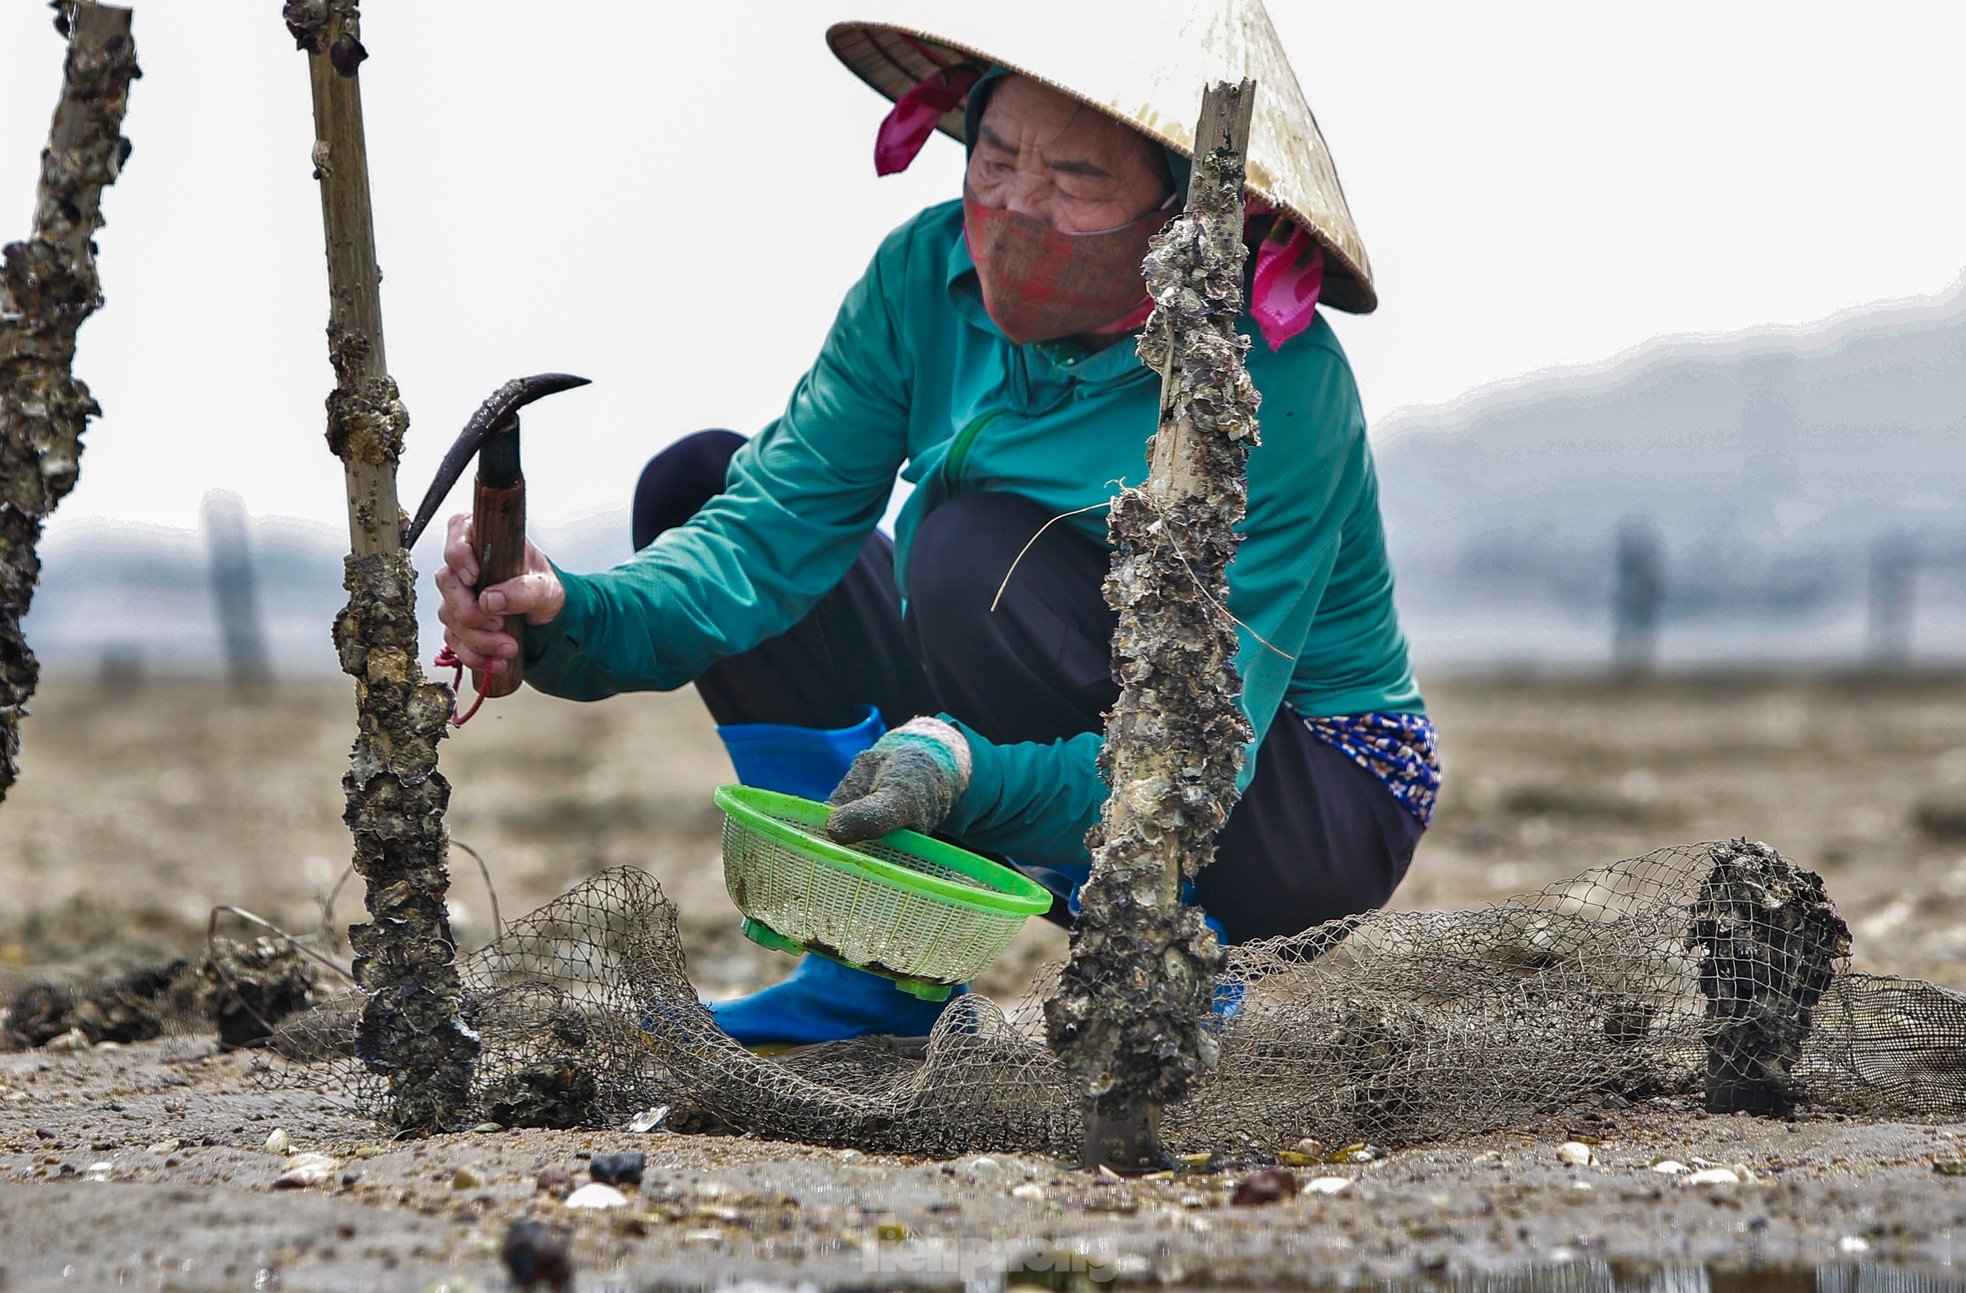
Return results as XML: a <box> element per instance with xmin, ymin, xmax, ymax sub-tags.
<box><xmin>941</xmin><ymin>409</ymin><xmax>1004</xmax><ymax>494</ymax></box>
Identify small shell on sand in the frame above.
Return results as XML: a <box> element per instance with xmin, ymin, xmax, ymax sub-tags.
<box><xmin>272</xmin><ymin>1152</ymin><xmax>341</xmax><ymax>1190</ymax></box>
<box><xmin>1683</xmin><ymin>1167</ymin><xmax>1742</xmax><ymax>1186</ymax></box>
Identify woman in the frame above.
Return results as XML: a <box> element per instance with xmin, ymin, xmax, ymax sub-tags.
<box><xmin>435</xmin><ymin>8</ymin><xmax>1437</xmax><ymax>1048</ymax></box>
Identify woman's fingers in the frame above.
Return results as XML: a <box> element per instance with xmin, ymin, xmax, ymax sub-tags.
<box><xmin>435</xmin><ymin>514</ymin><xmax>561</xmax><ymax>675</ymax></box>
<box><xmin>435</xmin><ymin>556</ymin><xmax>516</xmax><ymax>661</ymax></box>
<box><xmin>433</xmin><ymin>563</ymin><xmax>503</xmax><ymax>634</ymax></box>
<box><xmin>442</xmin><ymin>619</ymin><xmax>517</xmax><ymax>667</ymax></box>
<box><xmin>442</xmin><ymin>512</ymin><xmax>478</xmax><ymax>586</ymax></box>
<box><xmin>441</xmin><ymin>629</ymin><xmax>511</xmax><ymax>679</ymax></box>
<box><xmin>480</xmin><ymin>564</ymin><xmax>566</xmax><ymax>626</ymax></box>
<box><xmin>440</xmin><ymin>628</ymin><xmax>485</xmax><ymax>672</ymax></box>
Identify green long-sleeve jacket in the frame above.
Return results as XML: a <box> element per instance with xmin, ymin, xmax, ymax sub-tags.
<box><xmin>524</xmin><ymin>199</ymin><xmax>1423</xmax><ymax>866</ymax></box>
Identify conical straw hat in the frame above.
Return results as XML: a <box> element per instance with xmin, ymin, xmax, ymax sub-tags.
<box><xmin>828</xmin><ymin>0</ymin><xmax>1377</xmax><ymax>314</ymax></box>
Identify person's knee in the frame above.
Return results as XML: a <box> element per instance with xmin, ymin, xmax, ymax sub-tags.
<box><xmin>1197</xmin><ymin>738</ymin><xmax>1424</xmax><ymax>944</ymax></box>
<box><xmin>1215</xmin><ymin>835</ymin><xmax>1413</xmax><ymax>945</ymax></box>
<box><xmin>906</xmin><ymin>492</ymin><xmax>1052</xmax><ymax>632</ymax></box>
<box><xmin>632</xmin><ymin>429</ymin><xmax>745</xmax><ymax>549</ymax></box>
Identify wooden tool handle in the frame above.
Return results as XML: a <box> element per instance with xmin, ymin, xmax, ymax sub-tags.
<box><xmin>472</xmin><ymin>474</ymin><xmax>527</xmax><ymax>699</ymax></box>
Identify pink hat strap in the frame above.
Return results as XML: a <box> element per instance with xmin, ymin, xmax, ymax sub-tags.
<box><xmin>875</xmin><ymin>63</ymin><xmax>983</xmax><ymax>176</ymax></box>
<box><xmin>1247</xmin><ymin>201</ymin><xmax>1326</xmax><ymax>351</ymax></box>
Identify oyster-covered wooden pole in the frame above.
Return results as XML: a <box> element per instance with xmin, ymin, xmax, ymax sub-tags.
<box><xmin>1685</xmin><ymin>839</ymin><xmax>1850</xmax><ymax>1117</ymax></box>
<box><xmin>1046</xmin><ymin>80</ymin><xmax>1261</xmax><ymax>1173</ymax></box>
<box><xmin>0</xmin><ymin>2</ymin><xmax>138</xmax><ymax>804</ymax></box>
<box><xmin>283</xmin><ymin>0</ymin><xmax>477</xmax><ymax>1132</ymax></box>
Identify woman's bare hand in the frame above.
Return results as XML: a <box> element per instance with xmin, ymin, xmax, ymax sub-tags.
<box><xmin>433</xmin><ymin>512</ymin><xmax>565</xmax><ymax>673</ymax></box>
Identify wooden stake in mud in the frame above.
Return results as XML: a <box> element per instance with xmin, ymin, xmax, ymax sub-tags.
<box><xmin>1046</xmin><ymin>80</ymin><xmax>1262</xmax><ymax>1173</ymax></box>
<box><xmin>284</xmin><ymin>0</ymin><xmax>477</xmax><ymax>1132</ymax></box>
<box><xmin>0</xmin><ymin>2</ymin><xmax>138</xmax><ymax>804</ymax></box>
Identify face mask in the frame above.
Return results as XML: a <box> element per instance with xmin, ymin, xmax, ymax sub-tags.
<box><xmin>962</xmin><ymin>188</ymin><xmax>1174</xmax><ymax>345</ymax></box>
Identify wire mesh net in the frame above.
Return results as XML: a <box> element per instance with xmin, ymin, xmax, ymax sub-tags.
<box><xmin>264</xmin><ymin>839</ymin><xmax>1966</xmax><ymax>1156</ymax></box>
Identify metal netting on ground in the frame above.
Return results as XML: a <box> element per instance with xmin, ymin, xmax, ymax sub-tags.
<box><xmin>265</xmin><ymin>840</ymin><xmax>1966</xmax><ymax>1157</ymax></box>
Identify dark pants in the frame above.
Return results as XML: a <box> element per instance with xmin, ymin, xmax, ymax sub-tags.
<box><xmin>635</xmin><ymin>430</ymin><xmax>1423</xmax><ymax>944</ymax></box>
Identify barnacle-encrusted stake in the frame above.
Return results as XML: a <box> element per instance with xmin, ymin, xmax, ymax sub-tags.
<box><xmin>1045</xmin><ymin>80</ymin><xmax>1261</xmax><ymax>1173</ymax></box>
<box><xmin>1685</xmin><ymin>838</ymin><xmax>1850</xmax><ymax>1116</ymax></box>
<box><xmin>0</xmin><ymin>2</ymin><xmax>138</xmax><ymax>804</ymax></box>
<box><xmin>287</xmin><ymin>0</ymin><xmax>477</xmax><ymax>1132</ymax></box>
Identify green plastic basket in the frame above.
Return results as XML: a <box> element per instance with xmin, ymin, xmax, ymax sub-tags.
<box><xmin>714</xmin><ymin>784</ymin><xmax>1052</xmax><ymax>1001</ymax></box>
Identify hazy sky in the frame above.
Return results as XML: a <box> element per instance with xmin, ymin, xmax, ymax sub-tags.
<box><xmin>5</xmin><ymin>1</ymin><xmax>1963</xmax><ymax>538</ymax></box>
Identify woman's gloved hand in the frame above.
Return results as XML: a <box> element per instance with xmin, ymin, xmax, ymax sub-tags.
<box><xmin>824</xmin><ymin>717</ymin><xmax>972</xmax><ymax>843</ymax></box>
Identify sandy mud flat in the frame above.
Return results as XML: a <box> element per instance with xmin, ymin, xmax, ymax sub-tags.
<box><xmin>6</xmin><ymin>1037</ymin><xmax>1966</xmax><ymax>1291</ymax></box>
<box><xmin>4</xmin><ymin>672</ymin><xmax>1966</xmax><ymax>1289</ymax></box>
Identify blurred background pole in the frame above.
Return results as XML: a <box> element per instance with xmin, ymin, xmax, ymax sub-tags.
<box><xmin>200</xmin><ymin>490</ymin><xmax>271</xmax><ymax>696</ymax></box>
<box><xmin>1612</xmin><ymin>517</ymin><xmax>1663</xmax><ymax>677</ymax></box>
<box><xmin>1866</xmin><ymin>533</ymin><xmax>1917</xmax><ymax>671</ymax></box>
<box><xmin>0</xmin><ymin>2</ymin><xmax>137</xmax><ymax>803</ymax></box>
<box><xmin>284</xmin><ymin>0</ymin><xmax>476</xmax><ymax>1133</ymax></box>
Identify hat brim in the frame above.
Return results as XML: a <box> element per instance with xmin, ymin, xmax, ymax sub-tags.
<box><xmin>827</xmin><ymin>20</ymin><xmax>1376</xmax><ymax>316</ymax></box>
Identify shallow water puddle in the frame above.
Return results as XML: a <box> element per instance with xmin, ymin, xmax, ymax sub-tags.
<box><xmin>1303</xmin><ymin>1262</ymin><xmax>1966</xmax><ymax>1293</ymax></box>
<box><xmin>625</xmin><ymin>1261</ymin><xmax>1966</xmax><ymax>1293</ymax></box>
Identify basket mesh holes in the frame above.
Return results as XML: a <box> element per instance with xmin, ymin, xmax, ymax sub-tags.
<box><xmin>722</xmin><ymin>814</ymin><xmax>1025</xmax><ymax>984</ymax></box>
<box><xmin>761</xmin><ymin>811</ymin><xmax>993</xmax><ymax>893</ymax></box>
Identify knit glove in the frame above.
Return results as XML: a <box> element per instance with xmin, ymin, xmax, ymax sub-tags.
<box><xmin>824</xmin><ymin>717</ymin><xmax>973</xmax><ymax>844</ymax></box>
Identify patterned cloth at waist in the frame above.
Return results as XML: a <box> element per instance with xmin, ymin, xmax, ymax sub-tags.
<box><xmin>1298</xmin><ymin>710</ymin><xmax>1440</xmax><ymax>826</ymax></box>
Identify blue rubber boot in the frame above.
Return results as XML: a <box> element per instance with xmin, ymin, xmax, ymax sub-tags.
<box><xmin>715</xmin><ymin>706</ymin><xmax>885</xmax><ymax>803</ymax></box>
<box><xmin>1203</xmin><ymin>908</ymin><xmax>1245</xmax><ymax>1021</ymax></box>
<box><xmin>1020</xmin><ymin>861</ymin><xmax>1091</xmax><ymax>918</ymax></box>
<box><xmin>1182</xmin><ymin>884</ymin><xmax>1244</xmax><ymax>1019</ymax></box>
<box><xmin>707</xmin><ymin>952</ymin><xmax>955</xmax><ymax>1049</ymax></box>
<box><xmin>707</xmin><ymin>708</ymin><xmax>961</xmax><ymax>1048</ymax></box>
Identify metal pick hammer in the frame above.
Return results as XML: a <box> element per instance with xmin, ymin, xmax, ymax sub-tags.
<box><xmin>403</xmin><ymin>373</ymin><xmax>590</xmax><ymax>702</ymax></box>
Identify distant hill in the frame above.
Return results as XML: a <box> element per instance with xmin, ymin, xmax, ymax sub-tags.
<box><xmin>25</xmin><ymin>276</ymin><xmax>1966</xmax><ymax>678</ymax></box>
<box><xmin>1373</xmin><ymin>274</ymin><xmax>1966</xmax><ymax>667</ymax></box>
<box><xmin>27</xmin><ymin>511</ymin><xmax>635</xmax><ymax>680</ymax></box>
